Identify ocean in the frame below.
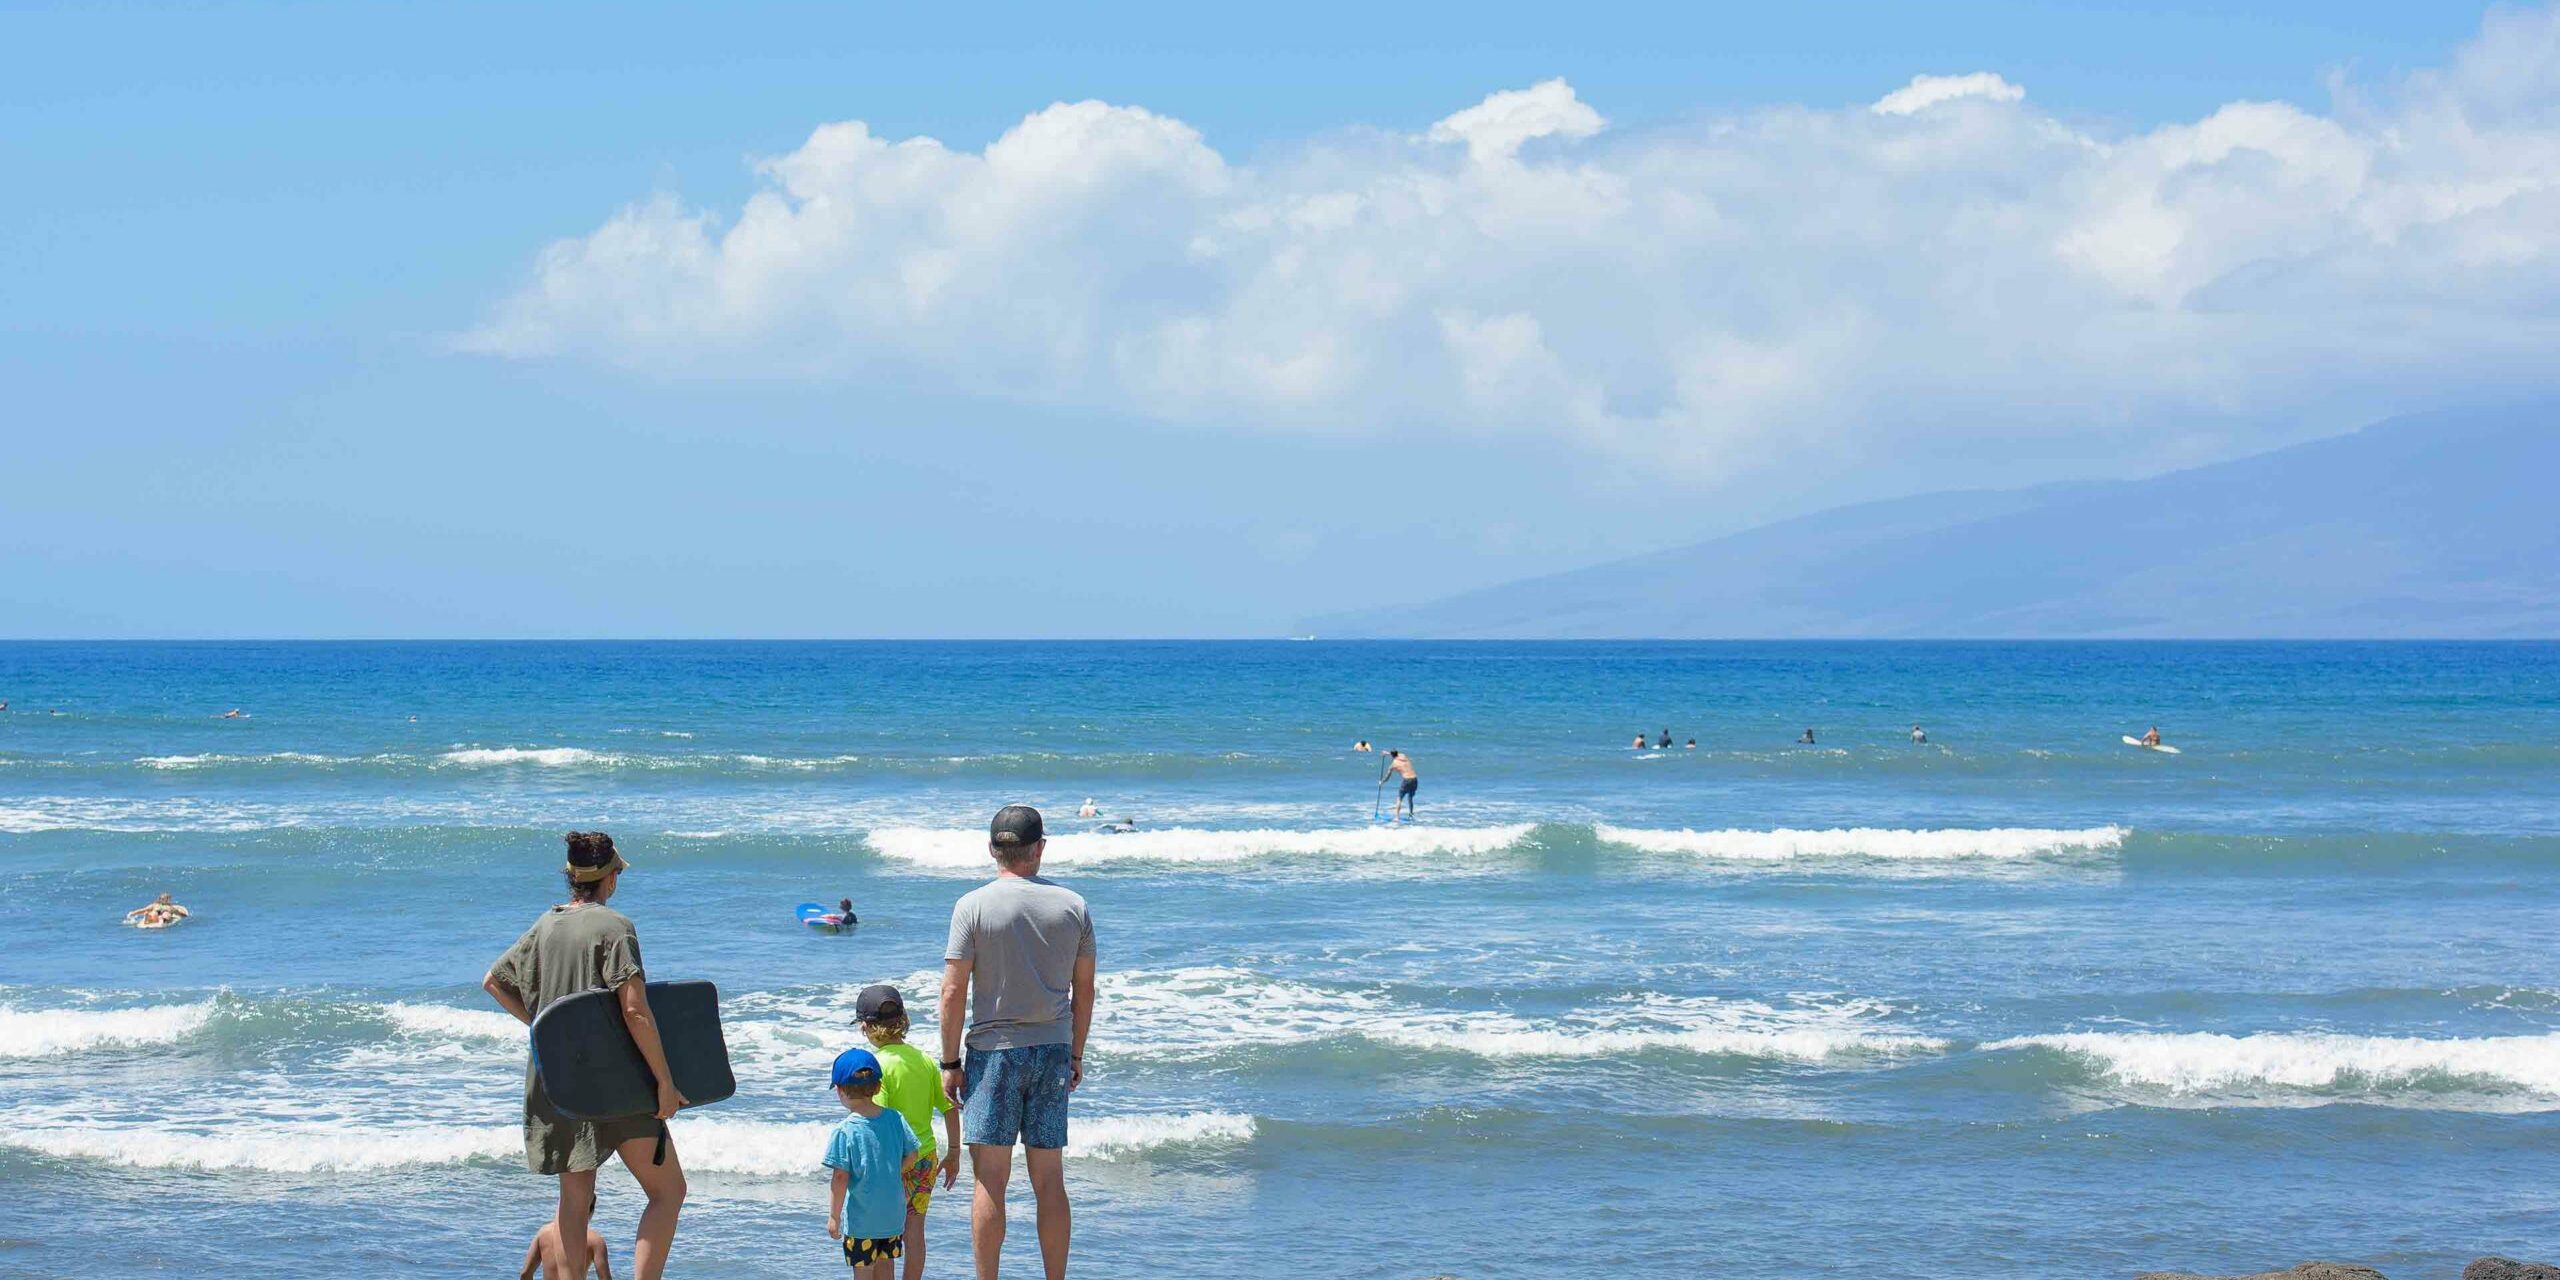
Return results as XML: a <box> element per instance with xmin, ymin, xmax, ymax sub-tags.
<box><xmin>1</xmin><ymin>641</ymin><xmax>2556</xmax><ymax>1279</ymax></box>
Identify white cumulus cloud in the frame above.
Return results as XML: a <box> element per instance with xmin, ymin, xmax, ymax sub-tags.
<box><xmin>1871</xmin><ymin>72</ymin><xmax>2028</xmax><ymax>116</ymax></box>
<box><xmin>466</xmin><ymin>7</ymin><xmax>2560</xmax><ymax>488</ymax></box>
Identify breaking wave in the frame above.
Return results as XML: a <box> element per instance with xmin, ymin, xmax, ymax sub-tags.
<box><xmin>0</xmin><ymin>1111</ymin><xmax>1253</xmax><ymax>1173</ymax></box>
<box><xmin>1988</xmin><ymin>1030</ymin><xmax>2560</xmax><ymax>1103</ymax></box>
<box><xmin>437</xmin><ymin>746</ymin><xmax>620</xmax><ymax>768</ymax></box>
<box><xmin>0</xmin><ymin>1001</ymin><xmax>218</xmax><ymax>1058</ymax></box>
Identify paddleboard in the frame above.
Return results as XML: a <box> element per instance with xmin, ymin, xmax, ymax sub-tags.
<box><xmin>2121</xmin><ymin>735</ymin><xmax>2181</xmax><ymax>754</ymax></box>
<box><xmin>529</xmin><ymin>979</ymin><xmax>736</xmax><ymax>1121</ymax></box>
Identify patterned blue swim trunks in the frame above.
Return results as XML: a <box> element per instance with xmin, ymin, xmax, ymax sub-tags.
<box><xmin>960</xmin><ymin>1043</ymin><xmax>1072</xmax><ymax>1150</ymax></box>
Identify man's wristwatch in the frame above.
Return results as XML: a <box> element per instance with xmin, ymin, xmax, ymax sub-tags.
<box><xmin>940</xmin><ymin>1058</ymin><xmax>964</xmax><ymax>1071</ymax></box>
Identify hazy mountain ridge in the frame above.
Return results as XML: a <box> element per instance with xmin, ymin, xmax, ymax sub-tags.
<box><xmin>1311</xmin><ymin>405</ymin><xmax>2560</xmax><ymax>638</ymax></box>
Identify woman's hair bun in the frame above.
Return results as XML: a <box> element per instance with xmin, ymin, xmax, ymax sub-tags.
<box><xmin>564</xmin><ymin>830</ymin><xmax>618</xmax><ymax>866</ymax></box>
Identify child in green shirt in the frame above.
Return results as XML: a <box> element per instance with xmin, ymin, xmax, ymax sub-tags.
<box><xmin>855</xmin><ymin>983</ymin><xmax>961</xmax><ymax>1280</ymax></box>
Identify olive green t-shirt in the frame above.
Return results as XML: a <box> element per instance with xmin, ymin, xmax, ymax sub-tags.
<box><xmin>488</xmin><ymin>903</ymin><xmax>653</xmax><ymax>1174</ymax></box>
<box><xmin>490</xmin><ymin>903</ymin><xmax>645</xmax><ymax>1015</ymax></box>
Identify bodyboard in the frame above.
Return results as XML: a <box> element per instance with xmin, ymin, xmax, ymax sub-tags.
<box><xmin>530</xmin><ymin>979</ymin><xmax>736</xmax><ymax>1120</ymax></box>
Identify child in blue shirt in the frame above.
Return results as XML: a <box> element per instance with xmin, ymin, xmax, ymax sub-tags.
<box><xmin>823</xmin><ymin>1047</ymin><xmax>928</xmax><ymax>1278</ymax></box>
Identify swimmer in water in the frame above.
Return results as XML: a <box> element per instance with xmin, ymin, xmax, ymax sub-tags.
<box><xmin>836</xmin><ymin>897</ymin><xmax>858</xmax><ymax>925</ymax></box>
<box><xmin>1911</xmin><ymin>725</ymin><xmax>1927</xmax><ymax>744</ymax></box>
<box><xmin>1798</xmin><ymin>728</ymin><xmax>1816</xmax><ymax>745</ymax></box>
<box><xmin>1657</xmin><ymin>730</ymin><xmax>1672</xmax><ymax>749</ymax></box>
<box><xmin>1078</xmin><ymin>798</ymin><xmax>1098</xmax><ymax>818</ymax></box>
<box><xmin>1353</xmin><ymin>740</ymin><xmax>1372</xmax><ymax>753</ymax></box>
<box><xmin>1685</xmin><ymin>738</ymin><xmax>1697</xmax><ymax>749</ymax></box>
<box><xmin>1631</xmin><ymin>734</ymin><xmax>1647</xmax><ymax>749</ymax></box>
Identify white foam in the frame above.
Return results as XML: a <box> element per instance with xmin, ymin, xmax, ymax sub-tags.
<box><xmin>1367</xmin><ymin>1018</ymin><xmax>1945</xmax><ymax>1062</ymax></box>
<box><xmin>0</xmin><ymin>1111</ymin><xmax>1253</xmax><ymax>1173</ymax></box>
<box><xmin>1989</xmin><ymin>1030</ymin><xmax>2560</xmax><ymax>1100</ymax></box>
<box><xmin>3</xmin><ymin>1122</ymin><xmax>514</xmax><ymax>1172</ymax></box>
<box><xmin>380</xmin><ymin>1003</ymin><xmax>523</xmax><ymax>1043</ymax></box>
<box><xmin>134</xmin><ymin>752</ymin><xmax>346</xmax><ymax>769</ymax></box>
<box><xmin>866</xmin><ymin>824</ymin><xmax>1534</xmax><ymax>869</ymax></box>
<box><xmin>439</xmin><ymin>746</ymin><xmax>617</xmax><ymax>768</ymax></box>
<box><xmin>0</xmin><ymin>1001</ymin><xmax>216</xmax><ymax>1058</ymax></box>
<box><xmin>1086</xmin><ymin>968</ymin><xmax>1940</xmax><ymax>1064</ymax></box>
<box><xmin>1595</xmin><ymin>824</ymin><xmax>2127</xmax><ymax>861</ymax></box>
<box><xmin>1066</xmin><ymin>1111</ymin><xmax>1256</xmax><ymax>1159</ymax></box>
<box><xmin>733</xmin><ymin>753</ymin><xmax>866</xmax><ymax>770</ymax></box>
<box><xmin>0</xmin><ymin>804</ymin><xmax>73</xmax><ymax>833</ymax></box>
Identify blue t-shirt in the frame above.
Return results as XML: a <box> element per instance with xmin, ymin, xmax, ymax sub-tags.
<box><xmin>823</xmin><ymin>1109</ymin><xmax>921</xmax><ymax>1240</ymax></box>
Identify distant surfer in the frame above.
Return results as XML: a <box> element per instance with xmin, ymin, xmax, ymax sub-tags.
<box><xmin>1631</xmin><ymin>734</ymin><xmax>1647</xmax><ymax>749</ymax></box>
<box><xmin>124</xmin><ymin>892</ymin><xmax>189</xmax><ymax>928</ymax></box>
<box><xmin>1381</xmin><ymin>750</ymin><xmax>1418</xmax><ymax>822</ymax></box>
<box><xmin>1798</xmin><ymin>728</ymin><xmax>1816</xmax><ymax>745</ymax></box>
<box><xmin>838</xmin><ymin>898</ymin><xmax>860</xmax><ymax>926</ymax></box>
<box><xmin>483</xmin><ymin>831</ymin><xmax>688</xmax><ymax>1280</ymax></box>
<box><xmin>1077</xmin><ymin>799</ymin><xmax>1097</xmax><ymax>819</ymax></box>
<box><xmin>1094</xmin><ymin>817</ymin><xmax>1139</xmax><ymax>834</ymax></box>
<box><xmin>2141</xmin><ymin>726</ymin><xmax>2163</xmax><ymax>748</ymax></box>
<box><xmin>1352</xmin><ymin>740</ymin><xmax>1372</xmax><ymax>753</ymax></box>
<box><xmin>1685</xmin><ymin>738</ymin><xmax>1697</xmax><ymax>749</ymax></box>
<box><xmin>221</xmin><ymin>708</ymin><xmax>244</xmax><ymax>720</ymax></box>
<box><xmin>1911</xmin><ymin>725</ymin><xmax>1927</xmax><ymax>744</ymax></box>
<box><xmin>1657</xmin><ymin>730</ymin><xmax>1673</xmax><ymax>749</ymax></box>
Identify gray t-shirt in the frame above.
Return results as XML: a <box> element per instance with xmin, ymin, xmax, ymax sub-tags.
<box><xmin>944</xmin><ymin>874</ymin><xmax>1095</xmax><ymax>1050</ymax></box>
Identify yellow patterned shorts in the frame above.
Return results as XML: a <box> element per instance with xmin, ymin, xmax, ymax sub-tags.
<box><xmin>905</xmin><ymin>1154</ymin><xmax>934</xmax><ymax>1217</ymax></box>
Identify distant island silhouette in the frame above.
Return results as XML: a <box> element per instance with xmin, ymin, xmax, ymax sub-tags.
<box><xmin>1312</xmin><ymin>403</ymin><xmax>2560</xmax><ymax>638</ymax></box>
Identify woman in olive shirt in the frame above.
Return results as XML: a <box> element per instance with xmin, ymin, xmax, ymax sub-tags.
<box><xmin>484</xmin><ymin>832</ymin><xmax>688</xmax><ymax>1280</ymax></box>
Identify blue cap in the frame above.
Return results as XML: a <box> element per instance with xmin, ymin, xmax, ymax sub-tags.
<box><xmin>831</xmin><ymin>1046</ymin><xmax>882</xmax><ymax>1089</ymax></box>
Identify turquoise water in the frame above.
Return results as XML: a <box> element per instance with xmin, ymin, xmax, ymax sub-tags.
<box><xmin>2</xmin><ymin>641</ymin><xmax>2556</xmax><ymax>1278</ymax></box>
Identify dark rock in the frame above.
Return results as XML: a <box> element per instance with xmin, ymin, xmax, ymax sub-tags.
<box><xmin>2466</xmin><ymin>1259</ymin><xmax>2560</xmax><ymax>1280</ymax></box>
<box><xmin>2136</xmin><ymin>1265</ymin><xmax>2388</xmax><ymax>1280</ymax></box>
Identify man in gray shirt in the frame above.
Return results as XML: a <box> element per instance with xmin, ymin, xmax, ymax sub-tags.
<box><xmin>940</xmin><ymin>804</ymin><xmax>1096</xmax><ymax>1280</ymax></box>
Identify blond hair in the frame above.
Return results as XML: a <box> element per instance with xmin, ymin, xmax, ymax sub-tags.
<box><xmin>859</xmin><ymin>1011</ymin><xmax>911</xmax><ymax>1046</ymax></box>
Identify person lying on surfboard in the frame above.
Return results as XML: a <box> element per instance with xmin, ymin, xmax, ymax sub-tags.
<box><xmin>124</xmin><ymin>893</ymin><xmax>189</xmax><ymax>927</ymax></box>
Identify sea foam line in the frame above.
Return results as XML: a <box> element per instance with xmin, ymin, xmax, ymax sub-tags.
<box><xmin>866</xmin><ymin>824</ymin><xmax>1535</xmax><ymax>869</ymax></box>
<box><xmin>0</xmin><ymin>1112</ymin><xmax>1254</xmax><ymax>1173</ymax></box>
<box><xmin>438</xmin><ymin>746</ymin><xmax>620</xmax><ymax>768</ymax></box>
<box><xmin>1595</xmin><ymin>824</ymin><xmax>2127</xmax><ymax>861</ymax></box>
<box><xmin>1987</xmin><ymin>1030</ymin><xmax>2560</xmax><ymax>1097</ymax></box>
<box><xmin>0</xmin><ymin>1002</ymin><xmax>218</xmax><ymax>1058</ymax></box>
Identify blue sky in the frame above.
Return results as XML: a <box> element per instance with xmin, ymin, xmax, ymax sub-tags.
<box><xmin>3</xmin><ymin>1</ymin><xmax>2548</xmax><ymax>636</ymax></box>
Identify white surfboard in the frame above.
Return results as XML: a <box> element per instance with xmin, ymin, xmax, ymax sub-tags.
<box><xmin>2121</xmin><ymin>735</ymin><xmax>2180</xmax><ymax>754</ymax></box>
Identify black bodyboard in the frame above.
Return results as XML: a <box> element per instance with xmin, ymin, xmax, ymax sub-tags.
<box><xmin>529</xmin><ymin>979</ymin><xmax>737</xmax><ymax>1120</ymax></box>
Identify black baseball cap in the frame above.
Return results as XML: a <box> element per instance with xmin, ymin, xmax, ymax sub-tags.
<box><xmin>854</xmin><ymin>984</ymin><xmax>905</xmax><ymax>1023</ymax></box>
<box><xmin>990</xmin><ymin>804</ymin><xmax>1045</xmax><ymax>847</ymax></box>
